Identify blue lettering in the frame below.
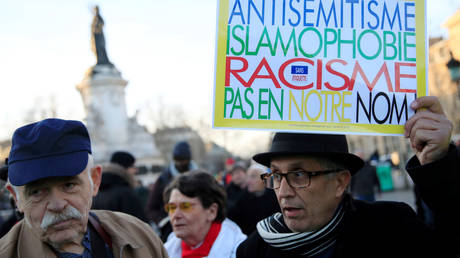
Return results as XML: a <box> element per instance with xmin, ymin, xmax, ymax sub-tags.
<box><xmin>289</xmin><ymin>0</ymin><xmax>301</xmax><ymax>26</ymax></box>
<box><xmin>367</xmin><ymin>0</ymin><xmax>379</xmax><ymax>30</ymax></box>
<box><xmin>381</xmin><ymin>2</ymin><xmax>402</xmax><ymax>30</ymax></box>
<box><xmin>229</xmin><ymin>0</ymin><xmax>246</xmax><ymax>24</ymax></box>
<box><xmin>248</xmin><ymin>0</ymin><xmax>266</xmax><ymax>25</ymax></box>
<box><xmin>303</xmin><ymin>0</ymin><xmax>315</xmax><ymax>26</ymax></box>
<box><xmin>316</xmin><ymin>0</ymin><xmax>338</xmax><ymax>27</ymax></box>
<box><xmin>404</xmin><ymin>2</ymin><xmax>415</xmax><ymax>32</ymax></box>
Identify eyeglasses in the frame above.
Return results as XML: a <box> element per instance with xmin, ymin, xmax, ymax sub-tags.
<box><xmin>260</xmin><ymin>169</ymin><xmax>343</xmax><ymax>189</ymax></box>
<box><xmin>164</xmin><ymin>202</ymin><xmax>196</xmax><ymax>213</ymax></box>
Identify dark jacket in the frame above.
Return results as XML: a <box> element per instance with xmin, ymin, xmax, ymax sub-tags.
<box><xmin>92</xmin><ymin>164</ymin><xmax>147</xmax><ymax>222</ymax></box>
<box><xmin>226</xmin><ymin>182</ymin><xmax>247</xmax><ymax>212</ymax></box>
<box><xmin>350</xmin><ymin>161</ymin><xmax>380</xmax><ymax>196</ymax></box>
<box><xmin>237</xmin><ymin>145</ymin><xmax>460</xmax><ymax>258</ymax></box>
<box><xmin>145</xmin><ymin>165</ymin><xmax>174</xmax><ymax>224</ymax></box>
<box><xmin>228</xmin><ymin>189</ymin><xmax>280</xmax><ymax>235</ymax></box>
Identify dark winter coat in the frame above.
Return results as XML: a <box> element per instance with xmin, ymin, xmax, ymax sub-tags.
<box><xmin>226</xmin><ymin>182</ymin><xmax>247</xmax><ymax>212</ymax></box>
<box><xmin>92</xmin><ymin>164</ymin><xmax>148</xmax><ymax>222</ymax></box>
<box><xmin>237</xmin><ymin>145</ymin><xmax>460</xmax><ymax>258</ymax></box>
<box><xmin>350</xmin><ymin>161</ymin><xmax>380</xmax><ymax>196</ymax></box>
<box><xmin>228</xmin><ymin>189</ymin><xmax>280</xmax><ymax>236</ymax></box>
<box><xmin>145</xmin><ymin>165</ymin><xmax>174</xmax><ymax>225</ymax></box>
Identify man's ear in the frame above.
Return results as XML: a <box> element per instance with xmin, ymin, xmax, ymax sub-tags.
<box><xmin>90</xmin><ymin>165</ymin><xmax>102</xmax><ymax>196</ymax></box>
<box><xmin>6</xmin><ymin>183</ymin><xmax>23</xmax><ymax>212</ymax></box>
<box><xmin>335</xmin><ymin>170</ymin><xmax>351</xmax><ymax>198</ymax></box>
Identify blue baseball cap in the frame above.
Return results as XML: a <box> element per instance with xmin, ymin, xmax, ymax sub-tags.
<box><xmin>8</xmin><ymin>118</ymin><xmax>92</xmax><ymax>186</ymax></box>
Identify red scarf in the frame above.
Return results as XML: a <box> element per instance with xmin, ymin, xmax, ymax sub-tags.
<box><xmin>181</xmin><ymin>222</ymin><xmax>222</xmax><ymax>258</ymax></box>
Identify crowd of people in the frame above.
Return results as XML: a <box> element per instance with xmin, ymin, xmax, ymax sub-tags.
<box><xmin>0</xmin><ymin>96</ymin><xmax>459</xmax><ymax>257</ymax></box>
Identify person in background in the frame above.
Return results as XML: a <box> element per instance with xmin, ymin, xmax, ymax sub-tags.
<box><xmin>228</xmin><ymin>163</ymin><xmax>280</xmax><ymax>235</ymax></box>
<box><xmin>145</xmin><ymin>141</ymin><xmax>197</xmax><ymax>241</ymax></box>
<box><xmin>0</xmin><ymin>159</ymin><xmax>23</xmax><ymax>238</ymax></box>
<box><xmin>350</xmin><ymin>151</ymin><xmax>381</xmax><ymax>202</ymax></box>
<box><xmin>92</xmin><ymin>151</ymin><xmax>148</xmax><ymax>222</ymax></box>
<box><xmin>236</xmin><ymin>96</ymin><xmax>460</xmax><ymax>258</ymax></box>
<box><xmin>222</xmin><ymin>157</ymin><xmax>235</xmax><ymax>187</ymax></box>
<box><xmin>0</xmin><ymin>118</ymin><xmax>167</xmax><ymax>257</ymax></box>
<box><xmin>225</xmin><ymin>162</ymin><xmax>247</xmax><ymax>212</ymax></box>
<box><xmin>163</xmin><ymin>170</ymin><xmax>246</xmax><ymax>258</ymax></box>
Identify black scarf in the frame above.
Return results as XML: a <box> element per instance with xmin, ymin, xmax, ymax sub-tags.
<box><xmin>256</xmin><ymin>202</ymin><xmax>345</xmax><ymax>257</ymax></box>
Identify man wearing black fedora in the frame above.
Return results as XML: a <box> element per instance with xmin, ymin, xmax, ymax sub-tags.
<box><xmin>236</xmin><ymin>96</ymin><xmax>460</xmax><ymax>258</ymax></box>
<box><xmin>0</xmin><ymin>118</ymin><xmax>168</xmax><ymax>257</ymax></box>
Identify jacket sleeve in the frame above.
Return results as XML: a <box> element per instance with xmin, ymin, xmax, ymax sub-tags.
<box><xmin>406</xmin><ymin>144</ymin><xmax>460</xmax><ymax>253</ymax></box>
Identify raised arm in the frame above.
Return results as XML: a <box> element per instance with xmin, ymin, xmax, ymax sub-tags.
<box><xmin>404</xmin><ymin>96</ymin><xmax>453</xmax><ymax>165</ymax></box>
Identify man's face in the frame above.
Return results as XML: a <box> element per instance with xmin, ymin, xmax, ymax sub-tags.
<box><xmin>230</xmin><ymin>167</ymin><xmax>246</xmax><ymax>187</ymax></box>
<box><xmin>126</xmin><ymin>165</ymin><xmax>138</xmax><ymax>176</ymax></box>
<box><xmin>174</xmin><ymin>158</ymin><xmax>190</xmax><ymax>173</ymax></box>
<box><xmin>246</xmin><ymin>168</ymin><xmax>265</xmax><ymax>193</ymax></box>
<box><xmin>270</xmin><ymin>155</ymin><xmax>348</xmax><ymax>232</ymax></box>
<box><xmin>9</xmin><ymin>165</ymin><xmax>101</xmax><ymax>252</ymax></box>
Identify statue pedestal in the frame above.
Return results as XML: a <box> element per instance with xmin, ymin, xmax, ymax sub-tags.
<box><xmin>76</xmin><ymin>64</ymin><xmax>161</xmax><ymax>165</ymax></box>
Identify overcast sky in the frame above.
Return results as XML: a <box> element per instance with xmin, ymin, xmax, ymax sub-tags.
<box><xmin>1</xmin><ymin>0</ymin><xmax>458</xmax><ymax>154</ymax></box>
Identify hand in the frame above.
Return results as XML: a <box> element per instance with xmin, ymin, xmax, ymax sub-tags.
<box><xmin>404</xmin><ymin>96</ymin><xmax>453</xmax><ymax>165</ymax></box>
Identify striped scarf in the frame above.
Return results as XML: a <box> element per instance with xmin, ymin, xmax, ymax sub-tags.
<box><xmin>256</xmin><ymin>203</ymin><xmax>345</xmax><ymax>257</ymax></box>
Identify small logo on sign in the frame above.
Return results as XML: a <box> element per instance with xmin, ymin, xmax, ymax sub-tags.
<box><xmin>291</xmin><ymin>66</ymin><xmax>308</xmax><ymax>81</ymax></box>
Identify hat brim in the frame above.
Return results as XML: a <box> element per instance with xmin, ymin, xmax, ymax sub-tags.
<box><xmin>8</xmin><ymin>151</ymin><xmax>89</xmax><ymax>186</ymax></box>
<box><xmin>253</xmin><ymin>151</ymin><xmax>364</xmax><ymax>175</ymax></box>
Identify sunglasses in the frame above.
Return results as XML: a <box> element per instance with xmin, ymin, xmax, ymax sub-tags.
<box><xmin>164</xmin><ymin>202</ymin><xmax>196</xmax><ymax>213</ymax></box>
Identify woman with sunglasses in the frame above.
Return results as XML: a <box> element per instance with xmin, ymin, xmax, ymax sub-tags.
<box><xmin>163</xmin><ymin>170</ymin><xmax>247</xmax><ymax>258</ymax></box>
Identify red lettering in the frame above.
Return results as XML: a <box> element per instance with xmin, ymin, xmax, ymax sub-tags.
<box><xmin>225</xmin><ymin>56</ymin><xmax>249</xmax><ymax>87</ymax></box>
<box><xmin>247</xmin><ymin>57</ymin><xmax>281</xmax><ymax>88</ymax></box>
<box><xmin>325</xmin><ymin>59</ymin><xmax>350</xmax><ymax>91</ymax></box>
<box><xmin>349</xmin><ymin>61</ymin><xmax>393</xmax><ymax>92</ymax></box>
<box><xmin>395</xmin><ymin>62</ymin><xmax>416</xmax><ymax>93</ymax></box>
<box><xmin>317</xmin><ymin>59</ymin><xmax>323</xmax><ymax>90</ymax></box>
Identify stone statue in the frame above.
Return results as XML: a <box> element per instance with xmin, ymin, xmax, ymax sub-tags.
<box><xmin>91</xmin><ymin>5</ymin><xmax>112</xmax><ymax>66</ymax></box>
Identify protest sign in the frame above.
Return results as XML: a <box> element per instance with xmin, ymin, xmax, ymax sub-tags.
<box><xmin>213</xmin><ymin>0</ymin><xmax>426</xmax><ymax>135</ymax></box>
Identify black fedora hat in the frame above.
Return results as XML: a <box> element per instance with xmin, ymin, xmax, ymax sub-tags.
<box><xmin>253</xmin><ymin>133</ymin><xmax>364</xmax><ymax>175</ymax></box>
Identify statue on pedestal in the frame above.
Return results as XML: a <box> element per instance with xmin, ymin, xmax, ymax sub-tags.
<box><xmin>91</xmin><ymin>5</ymin><xmax>112</xmax><ymax>66</ymax></box>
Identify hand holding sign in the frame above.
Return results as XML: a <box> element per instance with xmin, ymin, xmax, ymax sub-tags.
<box><xmin>405</xmin><ymin>96</ymin><xmax>453</xmax><ymax>165</ymax></box>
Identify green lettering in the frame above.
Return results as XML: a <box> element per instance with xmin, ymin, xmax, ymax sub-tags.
<box><xmin>404</xmin><ymin>32</ymin><xmax>416</xmax><ymax>61</ymax></box>
<box><xmin>255</xmin><ymin>27</ymin><xmax>274</xmax><ymax>56</ymax></box>
<box><xmin>258</xmin><ymin>88</ymin><xmax>269</xmax><ymax>119</ymax></box>
<box><xmin>298</xmin><ymin>27</ymin><xmax>323</xmax><ymax>58</ymax></box>
<box><xmin>244</xmin><ymin>88</ymin><xmax>254</xmax><ymax>119</ymax></box>
<box><xmin>245</xmin><ymin>26</ymin><xmax>257</xmax><ymax>55</ymax></box>
<box><xmin>230</xmin><ymin>25</ymin><xmax>245</xmax><ymax>56</ymax></box>
<box><xmin>338</xmin><ymin>29</ymin><xmax>356</xmax><ymax>58</ymax></box>
<box><xmin>358</xmin><ymin>29</ymin><xmax>382</xmax><ymax>60</ymax></box>
<box><xmin>273</xmin><ymin>27</ymin><xmax>298</xmax><ymax>57</ymax></box>
<box><xmin>269</xmin><ymin>89</ymin><xmax>283</xmax><ymax>119</ymax></box>
<box><xmin>324</xmin><ymin>28</ymin><xmax>337</xmax><ymax>58</ymax></box>
<box><xmin>224</xmin><ymin>88</ymin><xmax>234</xmax><ymax>118</ymax></box>
<box><xmin>230</xmin><ymin>88</ymin><xmax>244</xmax><ymax>118</ymax></box>
<box><xmin>383</xmin><ymin>31</ymin><xmax>397</xmax><ymax>60</ymax></box>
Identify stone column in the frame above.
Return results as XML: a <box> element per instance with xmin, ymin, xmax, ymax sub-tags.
<box><xmin>76</xmin><ymin>64</ymin><xmax>129</xmax><ymax>162</ymax></box>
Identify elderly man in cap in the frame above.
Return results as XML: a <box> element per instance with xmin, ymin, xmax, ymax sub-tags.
<box><xmin>0</xmin><ymin>118</ymin><xmax>168</xmax><ymax>258</ymax></box>
<box><xmin>236</xmin><ymin>96</ymin><xmax>460</xmax><ymax>258</ymax></box>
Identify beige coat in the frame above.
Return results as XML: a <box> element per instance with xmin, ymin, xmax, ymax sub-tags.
<box><xmin>0</xmin><ymin>210</ymin><xmax>169</xmax><ymax>258</ymax></box>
